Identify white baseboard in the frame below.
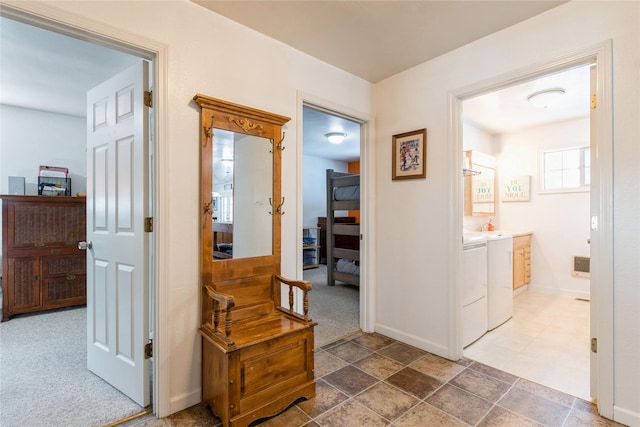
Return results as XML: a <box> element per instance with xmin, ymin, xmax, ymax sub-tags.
<box><xmin>169</xmin><ymin>389</ymin><xmax>202</xmax><ymax>416</ymax></box>
<box><xmin>527</xmin><ymin>284</ymin><xmax>590</xmax><ymax>300</ymax></box>
<box><xmin>375</xmin><ymin>323</ymin><xmax>450</xmax><ymax>360</ymax></box>
<box><xmin>614</xmin><ymin>405</ymin><xmax>640</xmax><ymax>427</ymax></box>
<box><xmin>513</xmin><ymin>285</ymin><xmax>529</xmax><ymax>297</ymax></box>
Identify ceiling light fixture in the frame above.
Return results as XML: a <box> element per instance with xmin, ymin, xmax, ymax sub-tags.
<box><xmin>527</xmin><ymin>88</ymin><xmax>565</xmax><ymax>109</ymax></box>
<box><xmin>325</xmin><ymin>132</ymin><xmax>347</xmax><ymax>144</ymax></box>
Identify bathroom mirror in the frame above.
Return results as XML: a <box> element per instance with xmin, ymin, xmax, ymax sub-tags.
<box><xmin>194</xmin><ymin>94</ymin><xmax>290</xmax><ymax>274</ymax></box>
<box><xmin>464</xmin><ymin>150</ymin><xmax>496</xmax><ymax>215</ymax></box>
<box><xmin>470</xmin><ymin>165</ymin><xmax>496</xmax><ymax>214</ymax></box>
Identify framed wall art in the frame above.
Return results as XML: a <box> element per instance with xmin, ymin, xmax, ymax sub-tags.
<box><xmin>392</xmin><ymin>128</ymin><xmax>427</xmax><ymax>180</ymax></box>
<box><xmin>501</xmin><ymin>176</ymin><xmax>531</xmax><ymax>202</ymax></box>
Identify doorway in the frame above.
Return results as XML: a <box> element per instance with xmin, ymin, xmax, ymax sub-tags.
<box><xmin>0</xmin><ymin>11</ymin><xmax>158</xmax><ymax>424</ymax></box>
<box><xmin>450</xmin><ymin>41</ymin><xmax>614</xmax><ymax>413</ymax></box>
<box><xmin>300</xmin><ymin>101</ymin><xmax>367</xmax><ymax>346</ymax></box>
<box><xmin>460</xmin><ymin>64</ymin><xmax>592</xmax><ymax>400</ymax></box>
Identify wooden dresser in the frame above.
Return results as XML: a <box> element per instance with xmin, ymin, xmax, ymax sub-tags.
<box><xmin>1</xmin><ymin>195</ymin><xmax>86</xmax><ymax>321</ymax></box>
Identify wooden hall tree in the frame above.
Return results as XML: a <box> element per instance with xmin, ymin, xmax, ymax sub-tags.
<box><xmin>194</xmin><ymin>94</ymin><xmax>316</xmax><ymax>427</ymax></box>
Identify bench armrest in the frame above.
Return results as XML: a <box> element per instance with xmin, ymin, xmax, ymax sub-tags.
<box><xmin>203</xmin><ymin>285</ymin><xmax>235</xmax><ymax>345</ymax></box>
<box><xmin>274</xmin><ymin>274</ymin><xmax>312</xmax><ymax>322</ymax></box>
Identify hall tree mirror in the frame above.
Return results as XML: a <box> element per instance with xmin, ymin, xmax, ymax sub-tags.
<box><xmin>194</xmin><ymin>95</ymin><xmax>287</xmax><ymax>264</ymax></box>
<box><xmin>210</xmin><ymin>128</ymin><xmax>273</xmax><ymax>259</ymax></box>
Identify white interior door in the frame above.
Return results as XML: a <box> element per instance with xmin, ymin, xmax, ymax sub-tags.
<box><xmin>85</xmin><ymin>60</ymin><xmax>150</xmax><ymax>407</ymax></box>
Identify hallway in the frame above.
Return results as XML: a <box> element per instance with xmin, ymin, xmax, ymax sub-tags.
<box><xmin>121</xmin><ymin>332</ymin><xmax>619</xmax><ymax>426</ymax></box>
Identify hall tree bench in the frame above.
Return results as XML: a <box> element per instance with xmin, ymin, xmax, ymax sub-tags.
<box><xmin>194</xmin><ymin>94</ymin><xmax>316</xmax><ymax>427</ymax></box>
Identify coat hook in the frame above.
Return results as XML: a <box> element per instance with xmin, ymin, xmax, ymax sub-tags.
<box><xmin>277</xmin><ymin>197</ymin><xmax>285</xmax><ymax>215</ymax></box>
<box><xmin>204</xmin><ymin>118</ymin><xmax>214</xmax><ymax>147</ymax></box>
<box><xmin>203</xmin><ymin>198</ymin><xmax>214</xmax><ymax>216</ymax></box>
<box><xmin>268</xmin><ymin>197</ymin><xmax>285</xmax><ymax>215</ymax></box>
<box><xmin>276</xmin><ymin>132</ymin><xmax>286</xmax><ymax>151</ymax></box>
<box><xmin>269</xmin><ymin>133</ymin><xmax>285</xmax><ymax>152</ymax></box>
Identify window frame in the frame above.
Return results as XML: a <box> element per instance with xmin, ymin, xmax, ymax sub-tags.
<box><xmin>538</xmin><ymin>145</ymin><xmax>590</xmax><ymax>194</ymax></box>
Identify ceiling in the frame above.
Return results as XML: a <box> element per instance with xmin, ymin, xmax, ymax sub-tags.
<box><xmin>303</xmin><ymin>106</ymin><xmax>362</xmax><ymax>161</ymax></box>
<box><xmin>0</xmin><ymin>17</ymin><xmax>140</xmax><ymax>118</ymax></box>
<box><xmin>191</xmin><ymin>1</ymin><xmax>566</xmax><ymax>83</ymax></box>
<box><xmin>0</xmin><ymin>1</ymin><xmax>587</xmax><ymax>163</ymax></box>
<box><xmin>463</xmin><ymin>64</ymin><xmax>590</xmax><ymax>135</ymax></box>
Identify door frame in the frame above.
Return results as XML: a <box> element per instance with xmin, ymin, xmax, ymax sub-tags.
<box><xmin>296</xmin><ymin>91</ymin><xmax>376</xmax><ymax>334</ymax></box>
<box><xmin>1</xmin><ymin>2</ymin><xmax>170</xmax><ymax>417</ymax></box>
<box><xmin>447</xmin><ymin>41</ymin><xmax>613</xmax><ymax>415</ymax></box>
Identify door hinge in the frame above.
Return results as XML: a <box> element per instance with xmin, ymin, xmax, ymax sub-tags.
<box><xmin>591</xmin><ymin>93</ymin><xmax>597</xmax><ymax>109</ymax></box>
<box><xmin>144</xmin><ymin>217</ymin><xmax>153</xmax><ymax>232</ymax></box>
<box><xmin>145</xmin><ymin>340</ymin><xmax>153</xmax><ymax>359</ymax></box>
<box><xmin>591</xmin><ymin>337</ymin><xmax>598</xmax><ymax>353</ymax></box>
<box><xmin>144</xmin><ymin>90</ymin><xmax>153</xmax><ymax>108</ymax></box>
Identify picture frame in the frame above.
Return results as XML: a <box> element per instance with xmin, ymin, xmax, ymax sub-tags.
<box><xmin>392</xmin><ymin>128</ymin><xmax>427</xmax><ymax>180</ymax></box>
<box><xmin>501</xmin><ymin>175</ymin><xmax>531</xmax><ymax>202</ymax></box>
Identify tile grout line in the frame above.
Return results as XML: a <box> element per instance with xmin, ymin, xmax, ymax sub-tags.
<box><xmin>304</xmin><ymin>334</ymin><xmax>588</xmax><ymax>427</ymax></box>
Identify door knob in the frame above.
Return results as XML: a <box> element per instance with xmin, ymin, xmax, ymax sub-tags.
<box><xmin>78</xmin><ymin>241</ymin><xmax>93</xmax><ymax>250</ymax></box>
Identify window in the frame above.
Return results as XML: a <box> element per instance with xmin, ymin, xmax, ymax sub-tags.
<box><xmin>540</xmin><ymin>147</ymin><xmax>590</xmax><ymax>193</ymax></box>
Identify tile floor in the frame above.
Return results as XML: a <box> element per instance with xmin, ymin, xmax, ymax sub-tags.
<box><xmin>122</xmin><ymin>331</ymin><xmax>622</xmax><ymax>427</ymax></box>
<box><xmin>464</xmin><ymin>290</ymin><xmax>591</xmax><ymax>400</ymax></box>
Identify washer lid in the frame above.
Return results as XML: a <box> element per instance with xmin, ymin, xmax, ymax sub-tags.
<box><xmin>484</xmin><ymin>232</ymin><xmax>513</xmax><ymax>240</ymax></box>
<box><xmin>463</xmin><ymin>233</ymin><xmax>488</xmax><ymax>244</ymax></box>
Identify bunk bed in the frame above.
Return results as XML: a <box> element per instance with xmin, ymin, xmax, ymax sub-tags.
<box><xmin>326</xmin><ymin>169</ymin><xmax>360</xmax><ymax>286</ymax></box>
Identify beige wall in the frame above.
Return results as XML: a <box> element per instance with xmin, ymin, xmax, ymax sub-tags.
<box><xmin>7</xmin><ymin>1</ymin><xmax>639</xmax><ymax>425</ymax></box>
<box><xmin>498</xmin><ymin>117</ymin><xmax>591</xmax><ymax>297</ymax></box>
<box><xmin>374</xmin><ymin>1</ymin><xmax>639</xmax><ymax>424</ymax></box>
<box><xmin>8</xmin><ymin>0</ymin><xmax>372</xmax><ymax>415</ymax></box>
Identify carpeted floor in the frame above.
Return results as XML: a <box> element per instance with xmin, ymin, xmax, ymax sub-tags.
<box><xmin>305</xmin><ymin>264</ymin><xmax>360</xmax><ymax>346</ymax></box>
<box><xmin>0</xmin><ymin>306</ymin><xmax>143</xmax><ymax>427</ymax></box>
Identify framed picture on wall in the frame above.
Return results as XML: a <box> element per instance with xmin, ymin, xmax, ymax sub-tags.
<box><xmin>501</xmin><ymin>176</ymin><xmax>531</xmax><ymax>202</ymax></box>
<box><xmin>392</xmin><ymin>128</ymin><xmax>427</xmax><ymax>180</ymax></box>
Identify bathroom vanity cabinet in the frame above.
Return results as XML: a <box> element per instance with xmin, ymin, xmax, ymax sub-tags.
<box><xmin>512</xmin><ymin>233</ymin><xmax>532</xmax><ymax>289</ymax></box>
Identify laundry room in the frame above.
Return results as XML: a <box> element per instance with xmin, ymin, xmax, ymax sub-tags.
<box><xmin>459</xmin><ymin>64</ymin><xmax>592</xmax><ymax>400</ymax></box>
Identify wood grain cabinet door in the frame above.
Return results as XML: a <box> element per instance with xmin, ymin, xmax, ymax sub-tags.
<box><xmin>513</xmin><ymin>248</ymin><xmax>525</xmax><ymax>289</ymax></box>
<box><xmin>7</xmin><ymin>256</ymin><xmax>41</xmax><ymax>312</ymax></box>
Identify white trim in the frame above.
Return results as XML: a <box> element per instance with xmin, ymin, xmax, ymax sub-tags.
<box><xmin>296</xmin><ymin>91</ymin><xmax>376</xmax><ymax>334</ymax></box>
<box><xmin>526</xmin><ymin>284</ymin><xmax>591</xmax><ymax>300</ymax></box>
<box><xmin>1</xmin><ymin>1</ymin><xmax>171</xmax><ymax>418</ymax></box>
<box><xmin>376</xmin><ymin>324</ymin><xmax>449</xmax><ymax>357</ymax></box>
<box><xmin>591</xmin><ymin>40</ymin><xmax>614</xmax><ymax>420</ymax></box>
<box><xmin>613</xmin><ymin>406</ymin><xmax>640</xmax><ymax>427</ymax></box>
<box><xmin>448</xmin><ymin>41</ymin><xmax>614</xmax><ymax>417</ymax></box>
<box><xmin>447</xmin><ymin>93</ymin><xmax>464</xmax><ymax>360</ymax></box>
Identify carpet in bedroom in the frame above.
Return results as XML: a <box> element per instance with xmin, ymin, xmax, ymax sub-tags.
<box><xmin>0</xmin><ymin>306</ymin><xmax>144</xmax><ymax>427</ymax></box>
<box><xmin>304</xmin><ymin>264</ymin><xmax>360</xmax><ymax>347</ymax></box>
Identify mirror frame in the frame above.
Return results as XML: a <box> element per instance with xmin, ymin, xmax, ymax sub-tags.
<box><xmin>194</xmin><ymin>94</ymin><xmax>290</xmax><ymax>284</ymax></box>
<box><xmin>464</xmin><ymin>150</ymin><xmax>496</xmax><ymax>216</ymax></box>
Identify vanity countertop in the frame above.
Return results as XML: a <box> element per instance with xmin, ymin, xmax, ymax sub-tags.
<box><xmin>510</xmin><ymin>231</ymin><xmax>533</xmax><ymax>237</ymax></box>
<box><xmin>463</xmin><ymin>230</ymin><xmax>532</xmax><ymax>238</ymax></box>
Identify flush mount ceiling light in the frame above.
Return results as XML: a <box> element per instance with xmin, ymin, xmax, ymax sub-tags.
<box><xmin>527</xmin><ymin>88</ymin><xmax>566</xmax><ymax>109</ymax></box>
<box><xmin>325</xmin><ymin>132</ymin><xmax>347</xmax><ymax>144</ymax></box>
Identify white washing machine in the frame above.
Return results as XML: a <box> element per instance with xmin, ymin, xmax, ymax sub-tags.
<box><xmin>486</xmin><ymin>233</ymin><xmax>514</xmax><ymax>330</ymax></box>
<box><xmin>462</xmin><ymin>234</ymin><xmax>488</xmax><ymax>347</ymax></box>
